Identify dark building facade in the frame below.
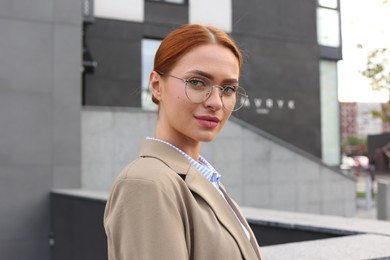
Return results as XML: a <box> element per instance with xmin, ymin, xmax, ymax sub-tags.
<box><xmin>83</xmin><ymin>0</ymin><xmax>342</xmax><ymax>159</ymax></box>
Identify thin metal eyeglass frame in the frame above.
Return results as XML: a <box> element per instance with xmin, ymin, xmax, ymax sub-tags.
<box><xmin>158</xmin><ymin>72</ymin><xmax>248</xmax><ymax>111</ymax></box>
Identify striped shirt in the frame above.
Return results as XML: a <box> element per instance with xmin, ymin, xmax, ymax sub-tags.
<box><xmin>146</xmin><ymin>137</ymin><xmax>221</xmax><ymax>189</ymax></box>
<box><xmin>146</xmin><ymin>137</ymin><xmax>250</xmax><ymax>240</ymax></box>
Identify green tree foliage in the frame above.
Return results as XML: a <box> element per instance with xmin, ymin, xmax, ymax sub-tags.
<box><xmin>360</xmin><ymin>47</ymin><xmax>390</xmax><ymax>91</ymax></box>
<box><xmin>359</xmin><ymin>46</ymin><xmax>390</xmax><ymax>121</ymax></box>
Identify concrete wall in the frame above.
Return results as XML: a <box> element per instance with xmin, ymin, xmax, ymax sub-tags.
<box><xmin>0</xmin><ymin>0</ymin><xmax>82</xmax><ymax>259</ymax></box>
<box><xmin>377</xmin><ymin>180</ymin><xmax>390</xmax><ymax>220</ymax></box>
<box><xmin>82</xmin><ymin>108</ymin><xmax>356</xmax><ymax>217</ymax></box>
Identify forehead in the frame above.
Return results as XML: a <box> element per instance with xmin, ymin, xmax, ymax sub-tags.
<box><xmin>172</xmin><ymin>44</ymin><xmax>240</xmax><ymax>78</ymax></box>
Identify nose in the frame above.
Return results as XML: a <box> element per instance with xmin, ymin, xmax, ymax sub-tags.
<box><xmin>204</xmin><ymin>87</ymin><xmax>223</xmax><ymax>110</ymax></box>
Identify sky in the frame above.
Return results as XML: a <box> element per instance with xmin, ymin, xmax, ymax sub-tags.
<box><xmin>338</xmin><ymin>0</ymin><xmax>390</xmax><ymax>103</ymax></box>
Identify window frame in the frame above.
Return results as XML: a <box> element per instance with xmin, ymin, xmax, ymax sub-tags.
<box><xmin>141</xmin><ymin>38</ymin><xmax>162</xmax><ymax>111</ymax></box>
<box><xmin>145</xmin><ymin>0</ymin><xmax>188</xmax><ymax>5</ymax></box>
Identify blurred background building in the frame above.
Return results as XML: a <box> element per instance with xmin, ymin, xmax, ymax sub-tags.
<box><xmin>340</xmin><ymin>102</ymin><xmax>390</xmax><ymax>141</ymax></box>
<box><xmin>0</xmin><ymin>0</ymin><xmax>369</xmax><ymax>259</ymax></box>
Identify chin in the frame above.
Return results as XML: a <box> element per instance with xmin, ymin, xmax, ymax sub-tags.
<box><xmin>198</xmin><ymin>133</ymin><xmax>217</xmax><ymax>142</ymax></box>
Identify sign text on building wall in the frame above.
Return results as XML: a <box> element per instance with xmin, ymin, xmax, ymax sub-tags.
<box><xmin>241</xmin><ymin>97</ymin><xmax>296</xmax><ymax>114</ymax></box>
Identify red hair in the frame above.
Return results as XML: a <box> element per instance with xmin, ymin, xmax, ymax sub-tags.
<box><xmin>152</xmin><ymin>24</ymin><xmax>242</xmax><ymax>104</ymax></box>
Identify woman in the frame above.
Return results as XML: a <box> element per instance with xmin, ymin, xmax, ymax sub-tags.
<box><xmin>104</xmin><ymin>24</ymin><xmax>263</xmax><ymax>260</ymax></box>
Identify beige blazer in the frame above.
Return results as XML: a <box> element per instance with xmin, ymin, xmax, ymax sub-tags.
<box><xmin>104</xmin><ymin>140</ymin><xmax>263</xmax><ymax>260</ymax></box>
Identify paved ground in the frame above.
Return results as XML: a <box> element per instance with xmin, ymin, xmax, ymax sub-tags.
<box><xmin>355</xmin><ymin>172</ymin><xmax>390</xmax><ymax>219</ymax></box>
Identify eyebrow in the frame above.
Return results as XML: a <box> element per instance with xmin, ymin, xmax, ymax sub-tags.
<box><xmin>185</xmin><ymin>69</ymin><xmax>239</xmax><ymax>83</ymax></box>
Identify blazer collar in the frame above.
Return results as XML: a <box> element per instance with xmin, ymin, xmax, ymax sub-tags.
<box><xmin>139</xmin><ymin>140</ymin><xmax>191</xmax><ymax>175</ymax></box>
<box><xmin>220</xmin><ymin>184</ymin><xmax>263</xmax><ymax>260</ymax></box>
<box><xmin>185</xmin><ymin>166</ymin><xmax>260</xmax><ymax>259</ymax></box>
<box><xmin>139</xmin><ymin>140</ymin><xmax>260</xmax><ymax>259</ymax></box>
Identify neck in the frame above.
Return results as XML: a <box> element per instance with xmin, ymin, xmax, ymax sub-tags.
<box><xmin>154</xmin><ymin>135</ymin><xmax>201</xmax><ymax>162</ymax></box>
<box><xmin>159</xmin><ymin>136</ymin><xmax>201</xmax><ymax>161</ymax></box>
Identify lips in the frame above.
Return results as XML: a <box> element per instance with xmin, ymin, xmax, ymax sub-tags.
<box><xmin>194</xmin><ymin>115</ymin><xmax>221</xmax><ymax>129</ymax></box>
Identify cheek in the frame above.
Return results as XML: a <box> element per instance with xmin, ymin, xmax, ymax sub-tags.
<box><xmin>223</xmin><ymin>110</ymin><xmax>232</xmax><ymax>120</ymax></box>
<box><xmin>220</xmin><ymin>113</ymin><xmax>232</xmax><ymax>127</ymax></box>
<box><xmin>166</xmin><ymin>85</ymin><xmax>185</xmax><ymax>102</ymax></box>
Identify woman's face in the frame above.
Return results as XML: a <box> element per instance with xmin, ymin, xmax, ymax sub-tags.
<box><xmin>152</xmin><ymin>44</ymin><xmax>240</xmax><ymax>149</ymax></box>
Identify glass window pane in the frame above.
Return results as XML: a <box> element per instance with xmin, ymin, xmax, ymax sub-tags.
<box><xmin>317</xmin><ymin>7</ymin><xmax>340</xmax><ymax>47</ymax></box>
<box><xmin>141</xmin><ymin>39</ymin><xmax>161</xmax><ymax>111</ymax></box>
<box><xmin>320</xmin><ymin>60</ymin><xmax>340</xmax><ymax>165</ymax></box>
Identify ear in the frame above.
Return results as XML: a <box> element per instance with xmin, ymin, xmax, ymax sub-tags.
<box><xmin>149</xmin><ymin>71</ymin><xmax>162</xmax><ymax>102</ymax></box>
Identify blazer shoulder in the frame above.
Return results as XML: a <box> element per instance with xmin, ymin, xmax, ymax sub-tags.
<box><xmin>113</xmin><ymin>156</ymin><xmax>189</xmax><ymax>194</ymax></box>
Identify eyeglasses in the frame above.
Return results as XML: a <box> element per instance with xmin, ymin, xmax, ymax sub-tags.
<box><xmin>159</xmin><ymin>72</ymin><xmax>248</xmax><ymax>111</ymax></box>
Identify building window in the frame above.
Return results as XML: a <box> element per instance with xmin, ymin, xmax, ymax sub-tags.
<box><xmin>320</xmin><ymin>60</ymin><xmax>340</xmax><ymax>165</ymax></box>
<box><xmin>317</xmin><ymin>8</ymin><xmax>340</xmax><ymax>47</ymax></box>
<box><xmin>146</xmin><ymin>0</ymin><xmax>187</xmax><ymax>4</ymax></box>
<box><xmin>141</xmin><ymin>39</ymin><xmax>161</xmax><ymax>111</ymax></box>
<box><xmin>317</xmin><ymin>0</ymin><xmax>340</xmax><ymax>48</ymax></box>
<box><xmin>318</xmin><ymin>0</ymin><xmax>338</xmax><ymax>9</ymax></box>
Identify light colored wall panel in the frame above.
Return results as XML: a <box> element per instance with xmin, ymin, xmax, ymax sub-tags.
<box><xmin>81</xmin><ymin>109</ymin><xmax>356</xmax><ymax>217</ymax></box>
<box><xmin>377</xmin><ymin>180</ymin><xmax>390</xmax><ymax>220</ymax></box>
<box><xmin>0</xmin><ymin>20</ymin><xmax>52</xmax><ymax>94</ymax></box>
<box><xmin>320</xmin><ymin>60</ymin><xmax>340</xmax><ymax>166</ymax></box>
<box><xmin>95</xmin><ymin>0</ymin><xmax>144</xmax><ymax>22</ymax></box>
<box><xmin>0</xmin><ymin>0</ymin><xmax>52</xmax><ymax>22</ymax></box>
<box><xmin>189</xmin><ymin>0</ymin><xmax>232</xmax><ymax>32</ymax></box>
<box><xmin>0</xmin><ymin>0</ymin><xmax>82</xmax><ymax>258</ymax></box>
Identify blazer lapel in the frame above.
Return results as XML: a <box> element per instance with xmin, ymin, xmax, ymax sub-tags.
<box><xmin>185</xmin><ymin>166</ymin><xmax>259</xmax><ymax>260</ymax></box>
<box><xmin>139</xmin><ymin>140</ymin><xmax>260</xmax><ymax>259</ymax></box>
<box><xmin>220</xmin><ymin>185</ymin><xmax>263</xmax><ymax>260</ymax></box>
<box><xmin>139</xmin><ymin>140</ymin><xmax>191</xmax><ymax>175</ymax></box>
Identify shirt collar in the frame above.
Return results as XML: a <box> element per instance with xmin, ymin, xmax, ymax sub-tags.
<box><xmin>146</xmin><ymin>137</ymin><xmax>221</xmax><ymax>188</ymax></box>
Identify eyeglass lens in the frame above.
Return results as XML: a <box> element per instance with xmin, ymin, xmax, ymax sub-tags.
<box><xmin>185</xmin><ymin>83</ymin><xmax>247</xmax><ymax>111</ymax></box>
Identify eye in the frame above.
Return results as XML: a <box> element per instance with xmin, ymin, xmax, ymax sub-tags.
<box><xmin>186</xmin><ymin>78</ymin><xmax>208</xmax><ymax>91</ymax></box>
<box><xmin>221</xmin><ymin>85</ymin><xmax>237</xmax><ymax>95</ymax></box>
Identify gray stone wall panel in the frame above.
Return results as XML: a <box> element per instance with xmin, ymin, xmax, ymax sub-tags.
<box><xmin>81</xmin><ymin>109</ymin><xmax>356</xmax><ymax>217</ymax></box>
